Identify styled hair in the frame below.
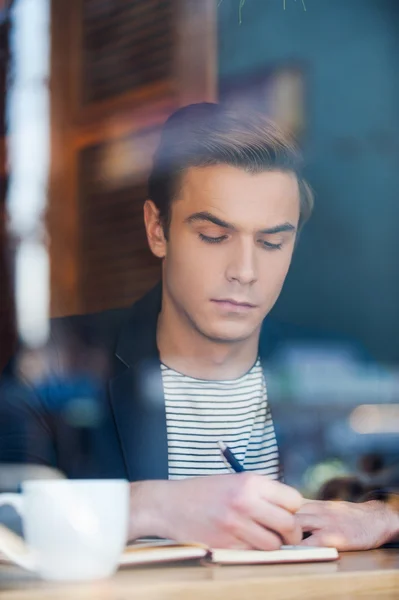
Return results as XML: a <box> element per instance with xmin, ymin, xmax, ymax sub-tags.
<box><xmin>148</xmin><ymin>102</ymin><xmax>313</xmax><ymax>236</ymax></box>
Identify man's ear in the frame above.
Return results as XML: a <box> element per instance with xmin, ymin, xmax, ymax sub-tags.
<box><xmin>143</xmin><ymin>200</ymin><xmax>167</xmax><ymax>258</ymax></box>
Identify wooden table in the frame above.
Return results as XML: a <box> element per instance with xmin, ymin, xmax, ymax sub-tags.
<box><xmin>0</xmin><ymin>550</ymin><xmax>398</xmax><ymax>600</ymax></box>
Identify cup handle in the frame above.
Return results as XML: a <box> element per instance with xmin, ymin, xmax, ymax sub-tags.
<box><xmin>0</xmin><ymin>494</ymin><xmax>36</xmax><ymax>571</ymax></box>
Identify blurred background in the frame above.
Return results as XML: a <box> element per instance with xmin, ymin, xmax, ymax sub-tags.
<box><xmin>0</xmin><ymin>0</ymin><xmax>398</xmax><ymax>497</ymax></box>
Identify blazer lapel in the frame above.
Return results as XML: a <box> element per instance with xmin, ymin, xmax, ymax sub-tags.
<box><xmin>109</xmin><ymin>284</ymin><xmax>169</xmax><ymax>481</ymax></box>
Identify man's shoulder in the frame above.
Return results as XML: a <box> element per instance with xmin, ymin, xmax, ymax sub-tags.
<box><xmin>50</xmin><ymin>283</ymin><xmax>161</xmax><ymax>352</ymax></box>
<box><xmin>51</xmin><ymin>305</ymin><xmax>132</xmax><ymax>347</ymax></box>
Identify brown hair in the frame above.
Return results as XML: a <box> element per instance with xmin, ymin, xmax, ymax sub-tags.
<box><xmin>148</xmin><ymin>103</ymin><xmax>313</xmax><ymax>236</ymax></box>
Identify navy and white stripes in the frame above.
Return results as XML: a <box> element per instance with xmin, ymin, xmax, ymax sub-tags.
<box><xmin>162</xmin><ymin>359</ymin><xmax>279</xmax><ymax>480</ymax></box>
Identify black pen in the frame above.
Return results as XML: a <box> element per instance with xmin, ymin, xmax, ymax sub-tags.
<box><xmin>218</xmin><ymin>440</ymin><xmax>246</xmax><ymax>473</ymax></box>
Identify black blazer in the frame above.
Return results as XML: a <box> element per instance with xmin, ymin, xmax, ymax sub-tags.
<box><xmin>0</xmin><ymin>283</ymin><xmax>327</xmax><ymax>482</ymax></box>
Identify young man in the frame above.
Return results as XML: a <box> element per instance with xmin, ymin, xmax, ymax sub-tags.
<box><xmin>0</xmin><ymin>103</ymin><xmax>398</xmax><ymax>550</ymax></box>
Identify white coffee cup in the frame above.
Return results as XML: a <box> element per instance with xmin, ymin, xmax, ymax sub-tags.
<box><xmin>0</xmin><ymin>479</ymin><xmax>129</xmax><ymax>581</ymax></box>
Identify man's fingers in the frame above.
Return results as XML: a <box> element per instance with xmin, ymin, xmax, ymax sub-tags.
<box><xmin>299</xmin><ymin>531</ymin><xmax>325</xmax><ymax>547</ymax></box>
<box><xmin>234</xmin><ymin>517</ymin><xmax>283</xmax><ymax>551</ymax></box>
<box><xmin>300</xmin><ymin>529</ymin><xmax>347</xmax><ymax>549</ymax></box>
<box><xmin>249</xmin><ymin>500</ymin><xmax>302</xmax><ymax>545</ymax></box>
<box><xmin>277</xmin><ymin>520</ymin><xmax>302</xmax><ymax>546</ymax></box>
<box><xmin>218</xmin><ymin>536</ymin><xmax>252</xmax><ymax>551</ymax></box>
<box><xmin>295</xmin><ymin>512</ymin><xmax>324</xmax><ymax>532</ymax></box>
<box><xmin>259</xmin><ymin>479</ymin><xmax>302</xmax><ymax>514</ymax></box>
<box><xmin>298</xmin><ymin>498</ymin><xmax>324</xmax><ymax>510</ymax></box>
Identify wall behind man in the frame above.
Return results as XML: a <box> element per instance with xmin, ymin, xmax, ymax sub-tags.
<box><xmin>218</xmin><ymin>0</ymin><xmax>399</xmax><ymax>364</ymax></box>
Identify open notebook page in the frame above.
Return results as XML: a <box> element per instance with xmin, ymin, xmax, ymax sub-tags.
<box><xmin>120</xmin><ymin>540</ymin><xmax>338</xmax><ymax>567</ymax></box>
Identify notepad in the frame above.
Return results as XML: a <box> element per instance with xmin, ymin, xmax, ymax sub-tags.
<box><xmin>0</xmin><ymin>531</ymin><xmax>338</xmax><ymax>570</ymax></box>
<box><xmin>120</xmin><ymin>539</ymin><xmax>339</xmax><ymax>567</ymax></box>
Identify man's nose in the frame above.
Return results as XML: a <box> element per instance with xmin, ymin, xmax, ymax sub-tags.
<box><xmin>225</xmin><ymin>238</ymin><xmax>257</xmax><ymax>285</ymax></box>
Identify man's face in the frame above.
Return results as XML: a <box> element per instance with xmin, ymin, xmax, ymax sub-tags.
<box><xmin>152</xmin><ymin>165</ymin><xmax>300</xmax><ymax>343</ymax></box>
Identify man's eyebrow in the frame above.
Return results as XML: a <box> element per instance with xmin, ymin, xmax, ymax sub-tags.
<box><xmin>259</xmin><ymin>222</ymin><xmax>297</xmax><ymax>235</ymax></box>
<box><xmin>185</xmin><ymin>212</ymin><xmax>236</xmax><ymax>230</ymax></box>
<box><xmin>185</xmin><ymin>212</ymin><xmax>296</xmax><ymax>235</ymax></box>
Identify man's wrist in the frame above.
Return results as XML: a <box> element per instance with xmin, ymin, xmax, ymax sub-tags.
<box><xmin>365</xmin><ymin>500</ymin><xmax>399</xmax><ymax>544</ymax></box>
<box><xmin>128</xmin><ymin>480</ymin><xmax>173</xmax><ymax>541</ymax></box>
<box><xmin>383</xmin><ymin>501</ymin><xmax>399</xmax><ymax>542</ymax></box>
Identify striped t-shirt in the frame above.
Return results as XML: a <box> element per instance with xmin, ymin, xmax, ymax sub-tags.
<box><xmin>162</xmin><ymin>358</ymin><xmax>279</xmax><ymax>480</ymax></box>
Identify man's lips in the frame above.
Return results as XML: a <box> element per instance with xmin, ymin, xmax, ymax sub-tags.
<box><xmin>211</xmin><ymin>299</ymin><xmax>257</xmax><ymax>311</ymax></box>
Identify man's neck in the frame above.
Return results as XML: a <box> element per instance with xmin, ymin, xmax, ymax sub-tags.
<box><xmin>156</xmin><ymin>295</ymin><xmax>260</xmax><ymax>381</ymax></box>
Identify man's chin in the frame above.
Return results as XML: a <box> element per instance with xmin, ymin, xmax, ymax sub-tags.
<box><xmin>197</xmin><ymin>322</ymin><xmax>259</xmax><ymax>344</ymax></box>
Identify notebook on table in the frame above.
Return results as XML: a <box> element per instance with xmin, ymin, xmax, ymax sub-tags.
<box><xmin>120</xmin><ymin>539</ymin><xmax>339</xmax><ymax>567</ymax></box>
<box><xmin>0</xmin><ymin>528</ymin><xmax>338</xmax><ymax>569</ymax></box>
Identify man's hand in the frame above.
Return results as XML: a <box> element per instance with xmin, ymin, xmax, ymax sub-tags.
<box><xmin>296</xmin><ymin>499</ymin><xmax>399</xmax><ymax>551</ymax></box>
<box><xmin>129</xmin><ymin>473</ymin><xmax>302</xmax><ymax>549</ymax></box>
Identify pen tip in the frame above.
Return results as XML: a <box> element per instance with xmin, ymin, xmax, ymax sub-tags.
<box><xmin>217</xmin><ymin>440</ymin><xmax>227</xmax><ymax>452</ymax></box>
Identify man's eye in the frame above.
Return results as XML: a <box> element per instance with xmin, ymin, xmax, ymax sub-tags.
<box><xmin>259</xmin><ymin>240</ymin><xmax>282</xmax><ymax>250</ymax></box>
<box><xmin>199</xmin><ymin>233</ymin><xmax>228</xmax><ymax>244</ymax></box>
